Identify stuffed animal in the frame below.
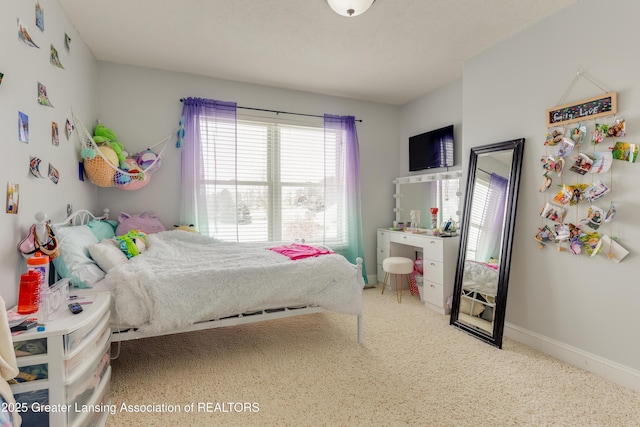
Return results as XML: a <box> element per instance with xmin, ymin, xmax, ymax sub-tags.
<box><xmin>94</xmin><ymin>124</ymin><xmax>118</xmax><ymax>143</ymax></box>
<box><xmin>116</xmin><ymin>212</ymin><xmax>166</xmax><ymax>235</ymax></box>
<box><xmin>137</xmin><ymin>148</ymin><xmax>161</xmax><ymax>171</ymax></box>
<box><xmin>109</xmin><ymin>141</ymin><xmax>129</xmax><ymax>170</ymax></box>
<box><xmin>115</xmin><ymin>229</ymin><xmax>148</xmax><ymax>259</ymax></box>
<box><xmin>114</xmin><ymin>170</ymin><xmax>132</xmax><ymax>185</ymax></box>
<box><xmin>92</xmin><ymin>124</ymin><xmax>131</xmax><ymax>170</ymax></box>
<box><xmin>98</xmin><ymin>146</ymin><xmax>119</xmax><ymax>166</ymax></box>
<box><xmin>81</xmin><ymin>147</ymin><xmax>96</xmax><ymax>159</ymax></box>
<box><xmin>173</xmin><ymin>224</ymin><xmax>199</xmax><ymax>233</ymax></box>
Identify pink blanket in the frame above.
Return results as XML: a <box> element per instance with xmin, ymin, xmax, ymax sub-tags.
<box><xmin>269</xmin><ymin>243</ymin><xmax>334</xmax><ymax>260</ymax></box>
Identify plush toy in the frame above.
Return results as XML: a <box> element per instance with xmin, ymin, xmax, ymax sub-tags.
<box><xmin>173</xmin><ymin>224</ymin><xmax>199</xmax><ymax>233</ymax></box>
<box><xmin>98</xmin><ymin>146</ymin><xmax>119</xmax><ymax>166</ymax></box>
<box><xmin>81</xmin><ymin>147</ymin><xmax>96</xmax><ymax>159</ymax></box>
<box><xmin>137</xmin><ymin>148</ymin><xmax>161</xmax><ymax>171</ymax></box>
<box><xmin>109</xmin><ymin>141</ymin><xmax>129</xmax><ymax>170</ymax></box>
<box><xmin>123</xmin><ymin>158</ymin><xmax>140</xmax><ymax>175</ymax></box>
<box><xmin>114</xmin><ymin>170</ymin><xmax>132</xmax><ymax>185</ymax></box>
<box><xmin>94</xmin><ymin>124</ymin><xmax>118</xmax><ymax>142</ymax></box>
<box><xmin>116</xmin><ymin>212</ymin><xmax>166</xmax><ymax>235</ymax></box>
<box><xmin>115</xmin><ymin>229</ymin><xmax>148</xmax><ymax>259</ymax></box>
<box><xmin>92</xmin><ymin>124</ymin><xmax>131</xmax><ymax>170</ymax></box>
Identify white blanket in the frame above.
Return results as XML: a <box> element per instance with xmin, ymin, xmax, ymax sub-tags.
<box><xmin>463</xmin><ymin>260</ymin><xmax>499</xmax><ymax>296</ymax></box>
<box><xmin>101</xmin><ymin>231</ymin><xmax>363</xmax><ymax>334</ymax></box>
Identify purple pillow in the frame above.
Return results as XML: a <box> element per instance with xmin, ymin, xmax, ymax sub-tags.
<box><xmin>116</xmin><ymin>212</ymin><xmax>166</xmax><ymax>236</ymax></box>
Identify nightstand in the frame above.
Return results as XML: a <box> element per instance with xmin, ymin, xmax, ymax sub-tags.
<box><xmin>10</xmin><ymin>292</ymin><xmax>111</xmax><ymax>427</ymax></box>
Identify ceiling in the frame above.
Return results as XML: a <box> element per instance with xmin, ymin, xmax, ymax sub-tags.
<box><xmin>58</xmin><ymin>0</ymin><xmax>576</xmax><ymax>106</ymax></box>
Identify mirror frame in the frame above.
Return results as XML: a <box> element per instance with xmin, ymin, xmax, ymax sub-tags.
<box><xmin>449</xmin><ymin>138</ymin><xmax>525</xmax><ymax>348</ymax></box>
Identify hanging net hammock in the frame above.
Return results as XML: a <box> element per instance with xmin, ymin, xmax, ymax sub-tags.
<box><xmin>73</xmin><ymin>114</ymin><xmax>171</xmax><ymax>190</ymax></box>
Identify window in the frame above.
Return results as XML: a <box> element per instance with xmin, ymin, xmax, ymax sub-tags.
<box><xmin>465</xmin><ymin>172</ymin><xmax>508</xmax><ymax>262</ymax></box>
<box><xmin>200</xmin><ymin>116</ymin><xmax>348</xmax><ymax>248</ymax></box>
<box><xmin>436</xmin><ymin>178</ymin><xmax>461</xmax><ymax>225</ymax></box>
<box><xmin>466</xmin><ymin>176</ymin><xmax>489</xmax><ymax>261</ymax></box>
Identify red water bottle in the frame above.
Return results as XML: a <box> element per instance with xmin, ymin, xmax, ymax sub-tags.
<box><xmin>17</xmin><ymin>271</ymin><xmax>40</xmax><ymax>314</ymax></box>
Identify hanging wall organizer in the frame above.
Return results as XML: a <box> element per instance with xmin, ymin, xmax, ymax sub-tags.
<box><xmin>536</xmin><ymin>68</ymin><xmax>633</xmax><ymax>262</ymax></box>
<box><xmin>73</xmin><ymin>114</ymin><xmax>170</xmax><ymax>190</ymax></box>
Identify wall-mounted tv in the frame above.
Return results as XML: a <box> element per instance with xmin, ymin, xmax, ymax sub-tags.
<box><xmin>409</xmin><ymin>124</ymin><xmax>454</xmax><ymax>171</ymax></box>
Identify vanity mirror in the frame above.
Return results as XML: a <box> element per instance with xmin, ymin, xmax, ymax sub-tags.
<box><xmin>393</xmin><ymin>172</ymin><xmax>462</xmax><ymax>230</ymax></box>
<box><xmin>449</xmin><ymin>138</ymin><xmax>524</xmax><ymax>348</ymax></box>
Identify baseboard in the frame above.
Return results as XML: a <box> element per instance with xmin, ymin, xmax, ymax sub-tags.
<box><xmin>365</xmin><ymin>274</ymin><xmax>377</xmax><ymax>289</ymax></box>
<box><xmin>505</xmin><ymin>322</ymin><xmax>640</xmax><ymax>393</ymax></box>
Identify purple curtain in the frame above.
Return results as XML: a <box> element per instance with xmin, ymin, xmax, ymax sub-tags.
<box><xmin>179</xmin><ymin>97</ymin><xmax>237</xmax><ymax>236</ymax></box>
<box><xmin>476</xmin><ymin>173</ymin><xmax>508</xmax><ymax>263</ymax></box>
<box><xmin>324</xmin><ymin>114</ymin><xmax>367</xmax><ymax>283</ymax></box>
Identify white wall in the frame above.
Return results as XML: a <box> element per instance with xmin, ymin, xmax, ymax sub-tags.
<box><xmin>399</xmin><ymin>80</ymin><xmax>463</xmax><ymax>177</ymax></box>
<box><xmin>1</xmin><ymin>0</ymin><xmax>98</xmax><ymax>306</ymax></box>
<box><xmin>400</xmin><ymin>0</ymin><xmax>640</xmax><ymax>389</ymax></box>
<box><xmin>465</xmin><ymin>0</ymin><xmax>640</xmax><ymax>375</ymax></box>
<box><xmin>94</xmin><ymin>62</ymin><xmax>401</xmax><ymax>281</ymax></box>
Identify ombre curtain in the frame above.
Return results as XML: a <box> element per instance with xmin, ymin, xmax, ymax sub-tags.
<box><xmin>179</xmin><ymin>97</ymin><xmax>237</xmax><ymax>236</ymax></box>
<box><xmin>324</xmin><ymin>114</ymin><xmax>368</xmax><ymax>284</ymax></box>
<box><xmin>476</xmin><ymin>173</ymin><xmax>508</xmax><ymax>263</ymax></box>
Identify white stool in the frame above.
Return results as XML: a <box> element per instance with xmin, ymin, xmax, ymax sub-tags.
<box><xmin>381</xmin><ymin>257</ymin><xmax>413</xmax><ymax>303</ymax></box>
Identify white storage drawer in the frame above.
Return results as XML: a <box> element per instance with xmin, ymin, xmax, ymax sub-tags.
<box><xmin>64</xmin><ymin>310</ymin><xmax>110</xmax><ymax>354</ymax></box>
<box><xmin>377</xmin><ymin>230</ymin><xmax>390</xmax><ymax>249</ymax></box>
<box><xmin>376</xmin><ymin>229</ymin><xmax>458</xmax><ymax>314</ymax></box>
<box><xmin>422</xmin><ymin>238</ymin><xmax>444</xmax><ymax>262</ymax></box>
<box><xmin>10</xmin><ymin>292</ymin><xmax>111</xmax><ymax>427</ymax></box>
<box><xmin>67</xmin><ymin>366</ymin><xmax>111</xmax><ymax>427</ymax></box>
<box><xmin>422</xmin><ymin>280</ymin><xmax>444</xmax><ymax>309</ymax></box>
<box><xmin>70</xmin><ymin>367</ymin><xmax>111</xmax><ymax>427</ymax></box>
<box><xmin>390</xmin><ymin>232</ymin><xmax>423</xmax><ymax>248</ymax></box>
<box><xmin>377</xmin><ymin>247</ymin><xmax>389</xmax><ymax>262</ymax></box>
<box><xmin>65</xmin><ymin>323</ymin><xmax>110</xmax><ymax>377</ymax></box>
<box><xmin>422</xmin><ymin>259</ymin><xmax>444</xmax><ymax>284</ymax></box>
<box><xmin>377</xmin><ymin>264</ymin><xmax>386</xmax><ymax>284</ymax></box>
<box><xmin>65</xmin><ymin>335</ymin><xmax>110</xmax><ymax>420</ymax></box>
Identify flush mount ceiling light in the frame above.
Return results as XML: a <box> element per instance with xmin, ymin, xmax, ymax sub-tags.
<box><xmin>327</xmin><ymin>0</ymin><xmax>376</xmax><ymax>17</ymax></box>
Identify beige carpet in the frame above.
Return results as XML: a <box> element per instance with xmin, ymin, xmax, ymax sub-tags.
<box><xmin>106</xmin><ymin>288</ymin><xmax>640</xmax><ymax>427</ymax></box>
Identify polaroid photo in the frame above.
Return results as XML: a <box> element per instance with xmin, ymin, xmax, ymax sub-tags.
<box><xmin>540</xmin><ymin>202</ymin><xmax>567</xmax><ymax>223</ymax></box>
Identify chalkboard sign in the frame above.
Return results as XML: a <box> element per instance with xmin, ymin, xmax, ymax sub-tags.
<box><xmin>546</xmin><ymin>92</ymin><xmax>617</xmax><ymax>127</ymax></box>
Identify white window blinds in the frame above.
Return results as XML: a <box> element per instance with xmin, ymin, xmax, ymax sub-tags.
<box><xmin>466</xmin><ymin>176</ymin><xmax>489</xmax><ymax>261</ymax></box>
<box><xmin>200</xmin><ymin>116</ymin><xmax>347</xmax><ymax>247</ymax></box>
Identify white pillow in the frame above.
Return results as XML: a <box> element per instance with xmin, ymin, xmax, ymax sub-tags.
<box><xmin>52</xmin><ymin>225</ymin><xmax>105</xmax><ymax>288</ymax></box>
<box><xmin>89</xmin><ymin>239</ymin><xmax>128</xmax><ymax>272</ymax></box>
<box><xmin>460</xmin><ymin>298</ymin><xmax>486</xmax><ymax>317</ymax></box>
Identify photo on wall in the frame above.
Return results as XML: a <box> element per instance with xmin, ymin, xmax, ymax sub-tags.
<box><xmin>18</xmin><ymin>111</ymin><xmax>29</xmax><ymax>143</ymax></box>
<box><xmin>37</xmin><ymin>82</ymin><xmax>54</xmax><ymax>107</ymax></box>
<box><xmin>52</xmin><ymin>121</ymin><xmax>59</xmax><ymax>146</ymax></box>
<box><xmin>50</xmin><ymin>44</ymin><xmax>64</xmax><ymax>69</ymax></box>
<box><xmin>18</xmin><ymin>18</ymin><xmax>39</xmax><ymax>48</ymax></box>
<box><xmin>6</xmin><ymin>182</ymin><xmax>19</xmax><ymax>214</ymax></box>
<box><xmin>35</xmin><ymin>1</ymin><xmax>44</xmax><ymax>31</ymax></box>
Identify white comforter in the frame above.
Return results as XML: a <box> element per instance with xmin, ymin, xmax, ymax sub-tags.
<box><xmin>463</xmin><ymin>260</ymin><xmax>499</xmax><ymax>296</ymax></box>
<box><xmin>101</xmin><ymin>231</ymin><xmax>363</xmax><ymax>334</ymax></box>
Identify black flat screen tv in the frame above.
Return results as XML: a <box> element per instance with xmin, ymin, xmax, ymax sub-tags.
<box><xmin>409</xmin><ymin>124</ymin><xmax>454</xmax><ymax>171</ymax></box>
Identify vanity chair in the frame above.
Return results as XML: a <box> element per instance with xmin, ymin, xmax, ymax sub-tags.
<box><xmin>381</xmin><ymin>257</ymin><xmax>413</xmax><ymax>303</ymax></box>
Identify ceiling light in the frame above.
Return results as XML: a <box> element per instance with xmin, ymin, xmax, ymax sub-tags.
<box><xmin>327</xmin><ymin>0</ymin><xmax>376</xmax><ymax>17</ymax></box>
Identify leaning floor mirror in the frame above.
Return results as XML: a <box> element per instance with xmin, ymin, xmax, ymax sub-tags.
<box><xmin>449</xmin><ymin>138</ymin><xmax>525</xmax><ymax>348</ymax></box>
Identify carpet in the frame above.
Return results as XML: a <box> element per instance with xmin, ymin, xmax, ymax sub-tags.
<box><xmin>105</xmin><ymin>288</ymin><xmax>640</xmax><ymax>426</ymax></box>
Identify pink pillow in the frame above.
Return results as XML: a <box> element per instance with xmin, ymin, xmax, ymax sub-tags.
<box><xmin>116</xmin><ymin>212</ymin><xmax>166</xmax><ymax>236</ymax></box>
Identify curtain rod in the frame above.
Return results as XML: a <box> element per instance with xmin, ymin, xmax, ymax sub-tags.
<box><xmin>179</xmin><ymin>99</ymin><xmax>362</xmax><ymax>122</ymax></box>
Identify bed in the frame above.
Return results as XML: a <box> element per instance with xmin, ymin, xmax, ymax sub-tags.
<box><xmin>459</xmin><ymin>260</ymin><xmax>498</xmax><ymax>324</ymax></box>
<box><xmin>46</xmin><ymin>209</ymin><xmax>365</xmax><ymax>344</ymax></box>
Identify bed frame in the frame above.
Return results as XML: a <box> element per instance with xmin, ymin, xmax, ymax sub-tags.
<box><xmin>46</xmin><ymin>209</ymin><xmax>364</xmax><ymax>344</ymax></box>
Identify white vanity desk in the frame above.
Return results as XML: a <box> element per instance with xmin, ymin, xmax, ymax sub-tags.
<box><xmin>377</xmin><ymin>229</ymin><xmax>459</xmax><ymax>315</ymax></box>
